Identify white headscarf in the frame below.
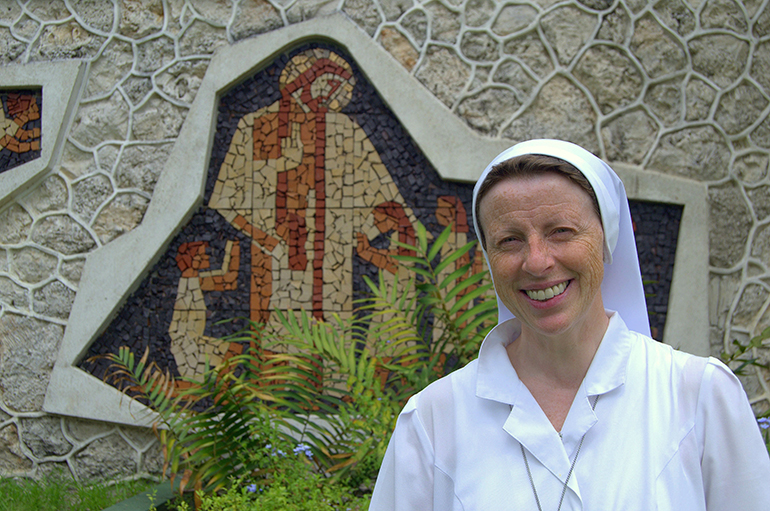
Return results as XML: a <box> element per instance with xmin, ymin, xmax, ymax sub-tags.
<box><xmin>472</xmin><ymin>139</ymin><xmax>651</xmax><ymax>337</ymax></box>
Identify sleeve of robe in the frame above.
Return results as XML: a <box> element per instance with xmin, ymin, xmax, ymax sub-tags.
<box><xmin>698</xmin><ymin>358</ymin><xmax>770</xmax><ymax>510</ymax></box>
<box><xmin>369</xmin><ymin>396</ymin><xmax>435</xmax><ymax>511</ymax></box>
<box><xmin>369</xmin><ymin>393</ymin><xmax>464</xmax><ymax>511</ymax></box>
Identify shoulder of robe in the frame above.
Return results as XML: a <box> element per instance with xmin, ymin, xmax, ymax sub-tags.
<box><xmin>631</xmin><ymin>331</ymin><xmax>709</xmax><ymax>376</ymax></box>
<box><xmin>626</xmin><ymin>332</ymin><xmax>711</xmax><ymax>411</ymax></box>
<box><xmin>411</xmin><ymin>359</ymin><xmax>480</xmax><ymax>434</ymax></box>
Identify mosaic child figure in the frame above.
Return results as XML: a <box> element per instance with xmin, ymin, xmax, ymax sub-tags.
<box><xmin>355</xmin><ymin>201</ymin><xmax>420</xmax><ymax>367</ymax></box>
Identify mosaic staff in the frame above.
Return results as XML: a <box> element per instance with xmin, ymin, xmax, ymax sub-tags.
<box><xmin>370</xmin><ymin>139</ymin><xmax>770</xmax><ymax>510</ymax></box>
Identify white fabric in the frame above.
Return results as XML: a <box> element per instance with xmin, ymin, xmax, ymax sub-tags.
<box><xmin>471</xmin><ymin>139</ymin><xmax>650</xmax><ymax>336</ymax></box>
<box><xmin>369</xmin><ymin>312</ymin><xmax>770</xmax><ymax>510</ymax></box>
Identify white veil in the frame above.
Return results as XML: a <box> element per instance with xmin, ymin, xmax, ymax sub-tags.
<box><xmin>471</xmin><ymin>139</ymin><xmax>651</xmax><ymax>337</ymax></box>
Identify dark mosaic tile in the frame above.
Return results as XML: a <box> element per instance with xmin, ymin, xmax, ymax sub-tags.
<box><xmin>629</xmin><ymin>201</ymin><xmax>683</xmax><ymax>340</ymax></box>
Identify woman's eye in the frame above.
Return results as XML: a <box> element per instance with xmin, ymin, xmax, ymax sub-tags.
<box><xmin>499</xmin><ymin>235</ymin><xmax>521</xmax><ymax>245</ymax></box>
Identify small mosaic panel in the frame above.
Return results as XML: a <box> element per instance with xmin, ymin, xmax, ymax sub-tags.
<box><xmin>80</xmin><ymin>43</ymin><xmax>681</xmax><ymax>387</ymax></box>
<box><xmin>0</xmin><ymin>89</ymin><xmax>42</xmax><ymax>173</ymax></box>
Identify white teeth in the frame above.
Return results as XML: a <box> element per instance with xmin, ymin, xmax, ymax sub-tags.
<box><xmin>526</xmin><ymin>281</ymin><xmax>568</xmax><ymax>301</ymax></box>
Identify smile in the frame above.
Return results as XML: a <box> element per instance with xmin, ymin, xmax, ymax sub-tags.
<box><xmin>524</xmin><ymin>281</ymin><xmax>569</xmax><ymax>301</ymax></box>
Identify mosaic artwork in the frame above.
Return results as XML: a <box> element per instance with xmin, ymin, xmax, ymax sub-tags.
<box><xmin>0</xmin><ymin>89</ymin><xmax>42</xmax><ymax>173</ymax></box>
<box><xmin>81</xmin><ymin>43</ymin><xmax>681</xmax><ymax>387</ymax></box>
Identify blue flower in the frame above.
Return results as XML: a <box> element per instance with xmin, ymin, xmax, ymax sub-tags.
<box><xmin>246</xmin><ymin>483</ymin><xmax>257</xmax><ymax>493</ymax></box>
<box><xmin>758</xmin><ymin>417</ymin><xmax>770</xmax><ymax>430</ymax></box>
<box><xmin>265</xmin><ymin>443</ymin><xmax>286</xmax><ymax>457</ymax></box>
<box><xmin>293</xmin><ymin>442</ymin><xmax>313</xmax><ymax>459</ymax></box>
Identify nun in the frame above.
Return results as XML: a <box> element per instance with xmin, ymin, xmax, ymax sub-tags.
<box><xmin>369</xmin><ymin>139</ymin><xmax>770</xmax><ymax>510</ymax></box>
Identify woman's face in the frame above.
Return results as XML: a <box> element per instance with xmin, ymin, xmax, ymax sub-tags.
<box><xmin>478</xmin><ymin>171</ymin><xmax>606</xmax><ymax>339</ymax></box>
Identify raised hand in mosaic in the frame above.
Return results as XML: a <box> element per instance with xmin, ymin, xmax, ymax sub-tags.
<box><xmin>168</xmin><ymin>240</ymin><xmax>242</xmax><ymax>380</ymax></box>
<box><xmin>356</xmin><ymin>201</ymin><xmax>417</xmax><ymax>275</ymax></box>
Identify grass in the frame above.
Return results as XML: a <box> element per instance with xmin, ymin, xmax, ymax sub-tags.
<box><xmin>0</xmin><ymin>473</ymin><xmax>158</xmax><ymax>511</ymax></box>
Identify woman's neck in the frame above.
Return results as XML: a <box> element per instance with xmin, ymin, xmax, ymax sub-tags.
<box><xmin>516</xmin><ymin>317</ymin><xmax>607</xmax><ymax>382</ymax></box>
<box><xmin>506</xmin><ymin>311</ymin><xmax>610</xmax><ymax>430</ymax></box>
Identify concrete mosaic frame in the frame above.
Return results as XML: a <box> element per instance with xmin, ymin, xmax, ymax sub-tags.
<box><xmin>0</xmin><ymin>61</ymin><xmax>85</xmax><ymax>209</ymax></box>
<box><xmin>43</xmin><ymin>14</ymin><xmax>709</xmax><ymax>427</ymax></box>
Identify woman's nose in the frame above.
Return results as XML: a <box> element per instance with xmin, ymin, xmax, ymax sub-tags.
<box><xmin>522</xmin><ymin>238</ymin><xmax>554</xmax><ymax>275</ymax></box>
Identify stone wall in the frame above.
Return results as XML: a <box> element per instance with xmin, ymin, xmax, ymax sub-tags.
<box><xmin>0</xmin><ymin>0</ymin><xmax>768</xmax><ymax>481</ymax></box>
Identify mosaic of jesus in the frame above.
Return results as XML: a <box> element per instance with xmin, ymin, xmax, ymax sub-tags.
<box><xmin>83</xmin><ymin>44</ymin><xmax>481</xmax><ymax>381</ymax></box>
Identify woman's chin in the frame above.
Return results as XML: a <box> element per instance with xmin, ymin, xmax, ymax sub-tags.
<box><xmin>519</xmin><ymin>315</ymin><xmax>576</xmax><ymax>340</ymax></box>
<box><xmin>515</xmin><ymin>295</ymin><xmax>607</xmax><ymax>342</ymax></box>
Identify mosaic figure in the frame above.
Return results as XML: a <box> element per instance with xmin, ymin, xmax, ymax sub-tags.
<box><xmin>435</xmin><ymin>196</ymin><xmax>487</xmax><ymax>293</ymax></box>
<box><xmin>208</xmin><ymin>48</ymin><xmax>417</xmax><ymax>324</ymax></box>
<box><xmin>0</xmin><ymin>93</ymin><xmax>40</xmax><ymax>154</ymax></box>
<box><xmin>168</xmin><ymin>240</ymin><xmax>242</xmax><ymax>379</ymax></box>
<box><xmin>356</xmin><ymin>201</ymin><xmax>417</xmax><ymax>275</ymax></box>
<box><xmin>355</xmin><ymin>201</ymin><xmax>420</xmax><ymax>351</ymax></box>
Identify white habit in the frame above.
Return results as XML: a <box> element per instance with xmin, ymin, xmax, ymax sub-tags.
<box><xmin>370</xmin><ymin>312</ymin><xmax>770</xmax><ymax>510</ymax></box>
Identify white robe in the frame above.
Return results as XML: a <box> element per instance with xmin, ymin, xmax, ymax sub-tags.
<box><xmin>370</xmin><ymin>312</ymin><xmax>770</xmax><ymax>510</ymax></box>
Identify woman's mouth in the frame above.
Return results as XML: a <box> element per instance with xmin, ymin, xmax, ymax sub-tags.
<box><xmin>524</xmin><ymin>281</ymin><xmax>569</xmax><ymax>301</ymax></box>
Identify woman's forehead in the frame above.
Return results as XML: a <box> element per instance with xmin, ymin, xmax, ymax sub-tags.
<box><xmin>479</xmin><ymin>172</ymin><xmax>603</xmax><ymax>228</ymax></box>
<box><xmin>479</xmin><ymin>165</ymin><xmax>600</xmax><ymax>212</ymax></box>
<box><xmin>483</xmin><ymin>172</ymin><xmax>587</xmax><ymax>209</ymax></box>
<box><xmin>485</xmin><ymin>171</ymin><xmax>593</xmax><ymax>202</ymax></box>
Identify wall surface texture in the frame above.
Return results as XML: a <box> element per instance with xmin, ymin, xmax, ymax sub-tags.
<box><xmin>0</xmin><ymin>0</ymin><xmax>768</xmax><ymax>481</ymax></box>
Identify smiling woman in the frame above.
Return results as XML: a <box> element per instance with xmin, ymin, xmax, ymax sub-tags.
<box><xmin>479</xmin><ymin>170</ymin><xmax>606</xmax><ymax>351</ymax></box>
<box><xmin>369</xmin><ymin>139</ymin><xmax>770</xmax><ymax>511</ymax></box>
<box><xmin>479</xmin><ymin>170</ymin><xmax>608</xmax><ymax>432</ymax></box>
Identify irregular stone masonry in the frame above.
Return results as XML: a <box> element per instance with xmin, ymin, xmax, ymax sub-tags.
<box><xmin>0</xmin><ymin>0</ymin><xmax>766</xmax><ymax>482</ymax></box>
